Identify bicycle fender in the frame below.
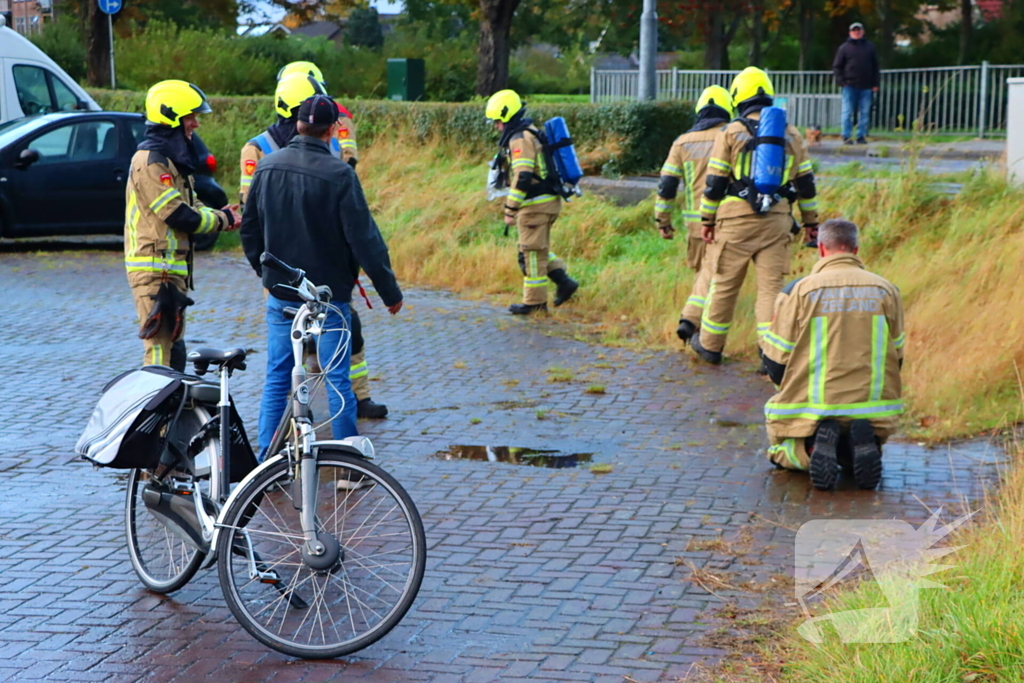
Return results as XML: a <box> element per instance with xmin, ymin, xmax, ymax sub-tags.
<box><xmin>311</xmin><ymin>437</ymin><xmax>375</xmax><ymax>460</ymax></box>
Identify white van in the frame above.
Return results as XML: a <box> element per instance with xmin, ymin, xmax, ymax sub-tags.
<box><xmin>0</xmin><ymin>16</ymin><xmax>100</xmax><ymax>123</ymax></box>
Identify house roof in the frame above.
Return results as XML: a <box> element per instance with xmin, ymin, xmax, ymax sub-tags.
<box><xmin>290</xmin><ymin>21</ymin><xmax>344</xmax><ymax>40</ymax></box>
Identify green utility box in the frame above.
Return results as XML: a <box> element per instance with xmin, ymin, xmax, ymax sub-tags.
<box><xmin>387</xmin><ymin>58</ymin><xmax>425</xmax><ymax>102</ymax></box>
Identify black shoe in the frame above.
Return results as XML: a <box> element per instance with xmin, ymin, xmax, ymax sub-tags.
<box><xmin>549</xmin><ymin>269</ymin><xmax>579</xmax><ymax>307</ymax></box>
<box><xmin>756</xmin><ymin>346</ymin><xmax>768</xmax><ymax>376</ymax></box>
<box><xmin>856</xmin><ymin>137</ymin><xmax>868</xmax><ymax>145</ymax></box>
<box><xmin>690</xmin><ymin>334</ymin><xmax>722</xmax><ymax>365</ymax></box>
<box><xmin>850</xmin><ymin>419</ymin><xmax>882</xmax><ymax>490</ymax></box>
<box><xmin>810</xmin><ymin>419</ymin><xmax>840</xmax><ymax>491</ymax></box>
<box><xmin>676</xmin><ymin>319</ymin><xmax>696</xmax><ymax>342</ymax></box>
<box><xmin>843</xmin><ymin>138</ymin><xmax>855</xmax><ymax>146</ymax></box>
<box><xmin>509</xmin><ymin>302</ymin><xmax>547</xmax><ymax>315</ymax></box>
<box><xmin>804</xmin><ymin>239</ymin><xmax>818</xmax><ymax>249</ymax></box>
<box><xmin>357</xmin><ymin>397</ymin><xmax>388</xmax><ymax>419</ymax></box>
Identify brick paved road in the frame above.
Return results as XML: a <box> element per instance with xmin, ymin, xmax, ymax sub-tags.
<box><xmin>0</xmin><ymin>242</ymin><xmax>1003</xmax><ymax>682</ymax></box>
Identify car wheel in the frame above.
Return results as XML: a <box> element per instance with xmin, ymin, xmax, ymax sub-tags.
<box><xmin>193</xmin><ymin>232</ymin><xmax>219</xmax><ymax>251</ymax></box>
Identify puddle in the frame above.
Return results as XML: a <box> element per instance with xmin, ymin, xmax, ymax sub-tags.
<box><xmin>435</xmin><ymin>445</ymin><xmax>594</xmax><ymax>469</ymax></box>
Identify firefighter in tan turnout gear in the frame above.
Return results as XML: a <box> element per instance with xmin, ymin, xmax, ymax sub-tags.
<box><xmin>694</xmin><ymin>67</ymin><xmax>820</xmax><ymax>364</ymax></box>
<box><xmin>125</xmin><ymin>80</ymin><xmax>238</xmax><ymax>371</ymax></box>
<box><xmin>486</xmin><ymin>89</ymin><xmax>579</xmax><ymax>315</ymax></box>
<box><xmin>655</xmin><ymin>85</ymin><xmax>735</xmax><ymax>342</ymax></box>
<box><xmin>239</xmin><ymin>64</ymin><xmax>358</xmax><ymax>206</ymax></box>
<box><xmin>761</xmin><ymin>219</ymin><xmax>905</xmax><ymax>491</ymax></box>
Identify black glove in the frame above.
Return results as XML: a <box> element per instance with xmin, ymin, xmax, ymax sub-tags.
<box><xmin>347</xmin><ymin>157</ymin><xmax>358</xmax><ymax>170</ymax></box>
<box><xmin>139</xmin><ymin>282</ymin><xmax>195</xmax><ymax>341</ymax></box>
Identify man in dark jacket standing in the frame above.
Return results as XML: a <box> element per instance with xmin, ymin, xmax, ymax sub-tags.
<box><xmin>833</xmin><ymin>22</ymin><xmax>880</xmax><ymax>144</ymax></box>
<box><xmin>241</xmin><ymin>94</ymin><xmax>403</xmax><ymax>456</ymax></box>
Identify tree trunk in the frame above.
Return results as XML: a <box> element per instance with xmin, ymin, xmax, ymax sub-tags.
<box><xmin>704</xmin><ymin>10</ymin><xmax>741</xmax><ymax>70</ymax></box>
<box><xmin>748</xmin><ymin>4</ymin><xmax>763</xmax><ymax>67</ymax></box>
<box><xmin>958</xmin><ymin>0</ymin><xmax>972</xmax><ymax>64</ymax></box>
<box><xmin>476</xmin><ymin>0</ymin><xmax>521</xmax><ymax>97</ymax></box>
<box><xmin>798</xmin><ymin>0</ymin><xmax>814</xmax><ymax>70</ymax></box>
<box><xmin>877</xmin><ymin>0</ymin><xmax>893</xmax><ymax>67</ymax></box>
<box><xmin>86</xmin><ymin>2</ymin><xmax>111</xmax><ymax>88</ymax></box>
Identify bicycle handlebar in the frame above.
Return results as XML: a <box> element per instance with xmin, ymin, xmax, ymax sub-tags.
<box><xmin>260</xmin><ymin>252</ymin><xmax>305</xmax><ymax>287</ymax></box>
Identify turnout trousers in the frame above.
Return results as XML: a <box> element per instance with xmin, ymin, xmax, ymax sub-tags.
<box><xmin>517</xmin><ymin>208</ymin><xmax>565</xmax><ymax>306</ymax></box>
<box><xmin>680</xmin><ymin>223</ymin><xmax>712</xmax><ymax>325</ymax></box>
<box><xmin>131</xmin><ymin>276</ymin><xmax>188</xmax><ymax>371</ymax></box>
<box><xmin>698</xmin><ymin>213</ymin><xmax>791</xmax><ymax>353</ymax></box>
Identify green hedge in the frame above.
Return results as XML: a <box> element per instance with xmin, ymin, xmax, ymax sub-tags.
<box><xmin>91</xmin><ymin>90</ymin><xmax>693</xmax><ymax>187</ymax></box>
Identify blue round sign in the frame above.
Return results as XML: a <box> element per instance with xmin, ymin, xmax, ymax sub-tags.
<box><xmin>98</xmin><ymin>0</ymin><xmax>122</xmax><ymax>15</ymax></box>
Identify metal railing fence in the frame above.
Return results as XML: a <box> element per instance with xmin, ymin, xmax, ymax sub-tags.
<box><xmin>590</xmin><ymin>63</ymin><xmax>1024</xmax><ymax>136</ymax></box>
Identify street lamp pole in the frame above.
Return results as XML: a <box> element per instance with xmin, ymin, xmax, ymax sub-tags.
<box><xmin>638</xmin><ymin>0</ymin><xmax>657</xmax><ymax>100</ymax></box>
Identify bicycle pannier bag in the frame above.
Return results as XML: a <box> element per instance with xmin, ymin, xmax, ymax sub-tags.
<box><xmin>76</xmin><ymin>367</ymin><xmax>184</xmax><ymax>469</ymax></box>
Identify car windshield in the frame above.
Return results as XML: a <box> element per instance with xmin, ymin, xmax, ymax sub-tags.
<box><xmin>0</xmin><ymin>116</ymin><xmax>58</xmax><ymax>150</ymax></box>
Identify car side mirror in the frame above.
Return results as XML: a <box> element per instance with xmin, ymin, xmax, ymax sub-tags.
<box><xmin>15</xmin><ymin>148</ymin><xmax>39</xmax><ymax>169</ymax></box>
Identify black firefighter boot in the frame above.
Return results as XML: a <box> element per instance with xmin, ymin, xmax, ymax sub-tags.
<box><xmin>548</xmin><ymin>269</ymin><xmax>579</xmax><ymax>307</ymax></box>
<box><xmin>509</xmin><ymin>302</ymin><xmax>547</xmax><ymax>315</ymax></box>
<box><xmin>357</xmin><ymin>397</ymin><xmax>389</xmax><ymax>419</ymax></box>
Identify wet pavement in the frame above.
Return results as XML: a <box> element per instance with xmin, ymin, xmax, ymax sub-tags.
<box><xmin>0</xmin><ymin>243</ymin><xmax>1006</xmax><ymax>682</ymax></box>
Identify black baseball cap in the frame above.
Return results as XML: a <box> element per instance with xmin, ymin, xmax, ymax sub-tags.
<box><xmin>297</xmin><ymin>94</ymin><xmax>339</xmax><ymax>125</ymax></box>
<box><xmin>849</xmin><ymin>22</ymin><xmax>864</xmax><ymax>30</ymax></box>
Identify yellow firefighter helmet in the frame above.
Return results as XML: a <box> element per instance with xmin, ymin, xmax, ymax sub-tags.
<box><xmin>485</xmin><ymin>89</ymin><xmax>523</xmax><ymax>123</ymax></box>
<box><xmin>695</xmin><ymin>85</ymin><xmax>735</xmax><ymax>118</ymax></box>
<box><xmin>145</xmin><ymin>80</ymin><xmax>212</xmax><ymax>128</ymax></box>
<box><xmin>277</xmin><ymin>61</ymin><xmax>326</xmax><ymax>88</ymax></box>
<box><xmin>729</xmin><ymin>67</ymin><xmax>775</xmax><ymax>105</ymax></box>
<box><xmin>275</xmin><ymin>72</ymin><xmax>327</xmax><ymax>118</ymax></box>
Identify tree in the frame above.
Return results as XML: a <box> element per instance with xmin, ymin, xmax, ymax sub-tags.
<box><xmin>477</xmin><ymin>0</ymin><xmax>522</xmax><ymax>95</ymax></box>
<box><xmin>346</xmin><ymin>6</ymin><xmax>384</xmax><ymax>48</ymax></box>
<box><xmin>85</xmin><ymin>0</ymin><xmax>113</xmax><ymax>87</ymax></box>
<box><xmin>958</xmin><ymin>0</ymin><xmax>971</xmax><ymax>64</ymax></box>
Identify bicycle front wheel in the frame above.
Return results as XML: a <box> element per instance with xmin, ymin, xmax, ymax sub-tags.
<box><xmin>216</xmin><ymin>449</ymin><xmax>426</xmax><ymax>659</ymax></box>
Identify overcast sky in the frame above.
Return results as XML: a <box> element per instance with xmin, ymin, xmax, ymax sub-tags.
<box><xmin>242</xmin><ymin>0</ymin><xmax>405</xmax><ymax>24</ymax></box>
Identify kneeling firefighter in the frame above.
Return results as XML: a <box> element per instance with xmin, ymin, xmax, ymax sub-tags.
<box><xmin>654</xmin><ymin>85</ymin><xmax>735</xmax><ymax>342</ymax></box>
<box><xmin>694</xmin><ymin>67</ymin><xmax>819</xmax><ymax>364</ymax></box>
<box><xmin>485</xmin><ymin>89</ymin><xmax>579</xmax><ymax>315</ymax></box>
<box><xmin>125</xmin><ymin>80</ymin><xmax>238</xmax><ymax>371</ymax></box>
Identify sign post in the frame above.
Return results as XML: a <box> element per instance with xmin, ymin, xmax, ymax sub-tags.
<box><xmin>97</xmin><ymin>0</ymin><xmax>122</xmax><ymax>89</ymax></box>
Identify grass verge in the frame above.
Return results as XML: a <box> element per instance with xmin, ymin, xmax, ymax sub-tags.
<box><xmin>354</xmin><ymin>137</ymin><xmax>1024</xmax><ymax>440</ymax></box>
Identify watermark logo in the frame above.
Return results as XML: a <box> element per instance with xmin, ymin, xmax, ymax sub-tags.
<box><xmin>793</xmin><ymin>509</ymin><xmax>974</xmax><ymax>643</ymax></box>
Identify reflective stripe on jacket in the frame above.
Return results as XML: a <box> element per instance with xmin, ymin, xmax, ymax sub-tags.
<box><xmin>124</xmin><ymin>149</ymin><xmax>228</xmax><ymax>287</ymax></box>
<box><xmin>763</xmin><ymin>253</ymin><xmax>905</xmax><ymax>438</ymax></box>
<box><xmin>504</xmin><ymin>125</ymin><xmax>559</xmax><ymax>215</ymax></box>
<box><xmin>656</xmin><ymin>127</ymin><xmax>721</xmax><ymax>228</ymax></box>
<box><xmin>239</xmin><ymin>115</ymin><xmax>356</xmax><ymax>204</ymax></box>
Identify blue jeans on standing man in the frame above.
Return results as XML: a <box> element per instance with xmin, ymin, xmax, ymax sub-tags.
<box><xmin>841</xmin><ymin>86</ymin><xmax>873</xmax><ymax>141</ymax></box>
<box><xmin>258</xmin><ymin>293</ymin><xmax>358</xmax><ymax>457</ymax></box>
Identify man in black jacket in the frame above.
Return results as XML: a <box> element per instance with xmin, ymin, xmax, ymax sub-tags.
<box><xmin>241</xmin><ymin>94</ymin><xmax>403</xmax><ymax>456</ymax></box>
<box><xmin>833</xmin><ymin>22</ymin><xmax>880</xmax><ymax>144</ymax></box>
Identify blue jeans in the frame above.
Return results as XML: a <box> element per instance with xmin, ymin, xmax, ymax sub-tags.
<box><xmin>841</xmin><ymin>86</ymin><xmax>873</xmax><ymax>141</ymax></box>
<box><xmin>258</xmin><ymin>294</ymin><xmax>357</xmax><ymax>456</ymax></box>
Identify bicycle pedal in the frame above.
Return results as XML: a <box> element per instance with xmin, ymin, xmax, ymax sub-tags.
<box><xmin>258</xmin><ymin>571</ymin><xmax>281</xmax><ymax>585</ymax></box>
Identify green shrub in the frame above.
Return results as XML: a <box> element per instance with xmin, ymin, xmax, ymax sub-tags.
<box><xmin>30</xmin><ymin>19</ymin><xmax>87</xmax><ymax>83</ymax></box>
<box><xmin>91</xmin><ymin>89</ymin><xmax>693</xmax><ymax>188</ymax></box>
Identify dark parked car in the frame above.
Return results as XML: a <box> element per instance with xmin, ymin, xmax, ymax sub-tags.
<box><xmin>0</xmin><ymin>111</ymin><xmax>228</xmax><ymax>250</ymax></box>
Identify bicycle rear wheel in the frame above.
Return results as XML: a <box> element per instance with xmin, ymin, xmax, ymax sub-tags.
<box><xmin>216</xmin><ymin>449</ymin><xmax>426</xmax><ymax>659</ymax></box>
<box><xmin>124</xmin><ymin>408</ymin><xmax>215</xmax><ymax>593</ymax></box>
<box><xmin>125</xmin><ymin>468</ymin><xmax>205</xmax><ymax>592</ymax></box>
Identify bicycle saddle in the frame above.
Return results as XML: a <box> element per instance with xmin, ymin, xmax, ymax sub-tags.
<box><xmin>187</xmin><ymin>347</ymin><xmax>247</xmax><ymax>375</ymax></box>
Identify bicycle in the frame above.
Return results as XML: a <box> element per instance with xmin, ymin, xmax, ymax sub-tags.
<box><xmin>123</xmin><ymin>252</ymin><xmax>426</xmax><ymax>658</ymax></box>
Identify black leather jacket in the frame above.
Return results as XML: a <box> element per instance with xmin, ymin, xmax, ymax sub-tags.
<box><xmin>240</xmin><ymin>135</ymin><xmax>401</xmax><ymax>306</ymax></box>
